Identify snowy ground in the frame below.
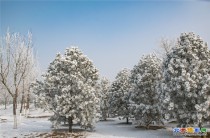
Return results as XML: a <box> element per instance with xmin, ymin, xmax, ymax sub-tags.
<box><xmin>86</xmin><ymin>119</ymin><xmax>173</xmax><ymax>138</ymax></box>
<box><xmin>0</xmin><ymin>104</ymin><xmax>53</xmax><ymax>138</ymax></box>
<box><xmin>1</xmin><ymin>104</ymin><xmax>180</xmax><ymax>138</ymax></box>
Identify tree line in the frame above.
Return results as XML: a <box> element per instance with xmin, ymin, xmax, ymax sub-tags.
<box><xmin>1</xmin><ymin>31</ymin><xmax>210</xmax><ymax>132</ymax></box>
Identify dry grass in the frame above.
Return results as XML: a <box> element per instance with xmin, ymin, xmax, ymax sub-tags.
<box><xmin>0</xmin><ymin>118</ymin><xmax>7</xmax><ymax>123</ymax></box>
<box><xmin>27</xmin><ymin>115</ymin><xmax>51</xmax><ymax>118</ymax></box>
<box><xmin>184</xmin><ymin>132</ymin><xmax>210</xmax><ymax>138</ymax></box>
<box><xmin>23</xmin><ymin>131</ymin><xmax>85</xmax><ymax>138</ymax></box>
<box><xmin>135</xmin><ymin>125</ymin><xmax>166</xmax><ymax>130</ymax></box>
<box><xmin>23</xmin><ymin>128</ymin><xmax>87</xmax><ymax>138</ymax></box>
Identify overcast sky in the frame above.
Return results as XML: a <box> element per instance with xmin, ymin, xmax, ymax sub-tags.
<box><xmin>1</xmin><ymin>0</ymin><xmax>210</xmax><ymax>81</ymax></box>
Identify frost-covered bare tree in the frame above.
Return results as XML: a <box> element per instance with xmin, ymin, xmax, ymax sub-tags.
<box><xmin>19</xmin><ymin>51</ymin><xmax>39</xmax><ymax>117</ymax></box>
<box><xmin>160</xmin><ymin>38</ymin><xmax>174</xmax><ymax>54</ymax></box>
<box><xmin>0</xmin><ymin>84</ymin><xmax>11</xmax><ymax>109</ymax></box>
<box><xmin>0</xmin><ymin>30</ymin><xmax>39</xmax><ymax>129</ymax></box>
<box><xmin>156</xmin><ymin>38</ymin><xmax>175</xmax><ymax>59</ymax></box>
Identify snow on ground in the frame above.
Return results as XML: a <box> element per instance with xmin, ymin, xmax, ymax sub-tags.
<box><xmin>1</xmin><ymin>104</ymin><xmax>179</xmax><ymax>138</ymax></box>
<box><xmin>0</xmin><ymin>104</ymin><xmax>52</xmax><ymax>138</ymax></box>
<box><xmin>86</xmin><ymin>119</ymin><xmax>173</xmax><ymax>138</ymax></box>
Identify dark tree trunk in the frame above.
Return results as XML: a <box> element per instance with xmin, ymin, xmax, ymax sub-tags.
<box><xmin>199</xmin><ymin>122</ymin><xmax>202</xmax><ymax>128</ymax></box>
<box><xmin>126</xmin><ymin>117</ymin><xmax>129</xmax><ymax>124</ymax></box>
<box><xmin>20</xmin><ymin>91</ymin><xmax>25</xmax><ymax>113</ymax></box>
<box><xmin>15</xmin><ymin>99</ymin><xmax>17</xmax><ymax>109</ymax></box>
<box><xmin>64</xmin><ymin>117</ymin><xmax>66</xmax><ymax>125</ymax></box>
<box><xmin>13</xmin><ymin>96</ymin><xmax>17</xmax><ymax>129</ymax></box>
<box><xmin>26</xmin><ymin>92</ymin><xmax>30</xmax><ymax>110</ymax></box>
<box><xmin>4</xmin><ymin>97</ymin><xmax>7</xmax><ymax>109</ymax></box>
<box><xmin>20</xmin><ymin>81</ymin><xmax>25</xmax><ymax>113</ymax></box>
<box><xmin>13</xmin><ymin>97</ymin><xmax>17</xmax><ymax>115</ymax></box>
<box><xmin>68</xmin><ymin>117</ymin><xmax>73</xmax><ymax>132</ymax></box>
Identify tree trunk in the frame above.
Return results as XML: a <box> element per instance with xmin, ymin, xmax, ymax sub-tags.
<box><xmin>20</xmin><ymin>81</ymin><xmax>26</xmax><ymax>115</ymax></box>
<box><xmin>26</xmin><ymin>92</ymin><xmax>30</xmax><ymax>110</ymax></box>
<box><xmin>68</xmin><ymin>117</ymin><xmax>73</xmax><ymax>132</ymax></box>
<box><xmin>4</xmin><ymin>97</ymin><xmax>7</xmax><ymax>109</ymax></box>
<box><xmin>13</xmin><ymin>96</ymin><xmax>17</xmax><ymax>129</ymax></box>
<box><xmin>126</xmin><ymin>117</ymin><xmax>129</xmax><ymax>124</ymax></box>
<box><xmin>199</xmin><ymin>122</ymin><xmax>202</xmax><ymax>128</ymax></box>
<box><xmin>23</xmin><ymin>103</ymin><xmax>26</xmax><ymax>116</ymax></box>
<box><xmin>19</xmin><ymin>90</ymin><xmax>25</xmax><ymax>124</ymax></box>
<box><xmin>20</xmin><ymin>92</ymin><xmax>25</xmax><ymax>114</ymax></box>
<box><xmin>25</xmin><ymin>92</ymin><xmax>30</xmax><ymax>117</ymax></box>
<box><xmin>64</xmin><ymin>117</ymin><xmax>66</xmax><ymax>125</ymax></box>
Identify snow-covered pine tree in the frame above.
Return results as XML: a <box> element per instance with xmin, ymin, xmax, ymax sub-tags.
<box><xmin>130</xmin><ymin>54</ymin><xmax>163</xmax><ymax>128</ymax></box>
<box><xmin>161</xmin><ymin>32</ymin><xmax>210</xmax><ymax>127</ymax></box>
<box><xmin>33</xmin><ymin>47</ymin><xmax>99</xmax><ymax>132</ymax></box>
<box><xmin>99</xmin><ymin>77</ymin><xmax>110</xmax><ymax>121</ymax></box>
<box><xmin>31</xmin><ymin>54</ymin><xmax>67</xmax><ymax>126</ymax></box>
<box><xmin>109</xmin><ymin>68</ymin><xmax>131</xmax><ymax>124</ymax></box>
<box><xmin>30</xmin><ymin>80</ymin><xmax>45</xmax><ymax>108</ymax></box>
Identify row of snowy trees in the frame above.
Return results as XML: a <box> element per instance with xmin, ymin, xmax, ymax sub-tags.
<box><xmin>31</xmin><ymin>32</ymin><xmax>210</xmax><ymax>131</ymax></box>
<box><xmin>0</xmin><ymin>30</ymin><xmax>39</xmax><ymax>129</ymax></box>
<box><xmin>108</xmin><ymin>32</ymin><xmax>210</xmax><ymax>128</ymax></box>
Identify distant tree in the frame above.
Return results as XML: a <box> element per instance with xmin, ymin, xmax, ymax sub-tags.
<box><xmin>20</xmin><ymin>50</ymin><xmax>39</xmax><ymax>117</ymax></box>
<box><xmin>130</xmin><ymin>54</ymin><xmax>163</xmax><ymax>128</ymax></box>
<box><xmin>0</xmin><ymin>85</ymin><xmax>11</xmax><ymax>109</ymax></box>
<box><xmin>109</xmin><ymin>68</ymin><xmax>131</xmax><ymax>124</ymax></box>
<box><xmin>160</xmin><ymin>38</ymin><xmax>175</xmax><ymax>55</ymax></box>
<box><xmin>33</xmin><ymin>47</ymin><xmax>99</xmax><ymax>132</ymax></box>
<box><xmin>161</xmin><ymin>32</ymin><xmax>210</xmax><ymax>127</ymax></box>
<box><xmin>99</xmin><ymin>77</ymin><xmax>110</xmax><ymax>121</ymax></box>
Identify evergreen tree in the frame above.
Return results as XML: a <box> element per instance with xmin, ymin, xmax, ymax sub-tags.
<box><xmin>130</xmin><ymin>54</ymin><xmax>163</xmax><ymax>128</ymax></box>
<box><xmin>33</xmin><ymin>47</ymin><xmax>99</xmax><ymax>131</ymax></box>
<box><xmin>161</xmin><ymin>32</ymin><xmax>210</xmax><ymax>127</ymax></box>
<box><xmin>99</xmin><ymin>77</ymin><xmax>110</xmax><ymax>121</ymax></box>
<box><xmin>109</xmin><ymin>68</ymin><xmax>131</xmax><ymax>124</ymax></box>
